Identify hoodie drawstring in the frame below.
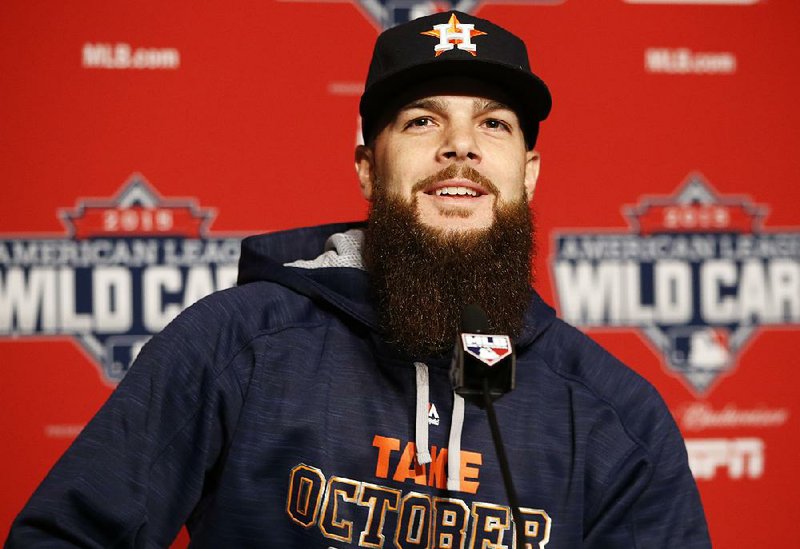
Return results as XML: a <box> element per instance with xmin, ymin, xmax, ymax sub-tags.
<box><xmin>447</xmin><ymin>393</ymin><xmax>465</xmax><ymax>491</ymax></box>
<box><xmin>413</xmin><ymin>362</ymin><xmax>432</xmax><ymax>465</ymax></box>
<box><xmin>413</xmin><ymin>362</ymin><xmax>465</xmax><ymax>491</ymax></box>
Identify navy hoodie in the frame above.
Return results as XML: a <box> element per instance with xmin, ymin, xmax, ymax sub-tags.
<box><xmin>6</xmin><ymin>223</ymin><xmax>710</xmax><ymax>548</ymax></box>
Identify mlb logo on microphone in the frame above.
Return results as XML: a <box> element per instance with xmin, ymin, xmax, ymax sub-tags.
<box><xmin>462</xmin><ymin>334</ymin><xmax>512</xmax><ymax>366</ymax></box>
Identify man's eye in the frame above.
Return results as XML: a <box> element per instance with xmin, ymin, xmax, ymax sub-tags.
<box><xmin>483</xmin><ymin>118</ymin><xmax>511</xmax><ymax>131</ymax></box>
<box><xmin>405</xmin><ymin>117</ymin><xmax>434</xmax><ymax>129</ymax></box>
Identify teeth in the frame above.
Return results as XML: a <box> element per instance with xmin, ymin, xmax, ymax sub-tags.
<box><xmin>435</xmin><ymin>186</ymin><xmax>479</xmax><ymax>197</ymax></box>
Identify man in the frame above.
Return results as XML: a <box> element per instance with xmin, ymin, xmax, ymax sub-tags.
<box><xmin>7</xmin><ymin>11</ymin><xmax>710</xmax><ymax>548</ymax></box>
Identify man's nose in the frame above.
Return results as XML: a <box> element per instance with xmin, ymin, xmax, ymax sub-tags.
<box><xmin>438</xmin><ymin>121</ymin><xmax>481</xmax><ymax>163</ymax></box>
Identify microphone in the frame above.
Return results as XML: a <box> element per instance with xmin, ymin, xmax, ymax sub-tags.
<box><xmin>451</xmin><ymin>304</ymin><xmax>526</xmax><ymax>548</ymax></box>
<box><xmin>450</xmin><ymin>303</ymin><xmax>516</xmax><ymax>408</ymax></box>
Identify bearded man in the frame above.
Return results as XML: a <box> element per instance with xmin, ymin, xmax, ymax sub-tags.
<box><xmin>7</xmin><ymin>11</ymin><xmax>710</xmax><ymax>548</ymax></box>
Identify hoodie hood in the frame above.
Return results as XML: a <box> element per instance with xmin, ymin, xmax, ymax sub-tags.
<box><xmin>237</xmin><ymin>222</ymin><xmax>378</xmax><ymax>331</ymax></box>
<box><xmin>236</xmin><ymin>222</ymin><xmax>557</xmax><ymax>351</ymax></box>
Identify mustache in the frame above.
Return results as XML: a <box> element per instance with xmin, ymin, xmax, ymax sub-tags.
<box><xmin>410</xmin><ymin>164</ymin><xmax>500</xmax><ymax>195</ymax></box>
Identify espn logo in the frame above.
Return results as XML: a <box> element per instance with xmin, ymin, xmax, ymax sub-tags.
<box><xmin>685</xmin><ymin>437</ymin><xmax>764</xmax><ymax>480</ymax></box>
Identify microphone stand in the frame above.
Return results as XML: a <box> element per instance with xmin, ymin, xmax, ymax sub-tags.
<box><xmin>482</xmin><ymin>377</ymin><xmax>526</xmax><ymax>549</ymax></box>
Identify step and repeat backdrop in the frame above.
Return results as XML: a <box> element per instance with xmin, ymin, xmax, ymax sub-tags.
<box><xmin>2</xmin><ymin>0</ymin><xmax>798</xmax><ymax>546</ymax></box>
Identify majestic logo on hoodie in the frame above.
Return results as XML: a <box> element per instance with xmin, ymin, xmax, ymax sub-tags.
<box><xmin>428</xmin><ymin>402</ymin><xmax>441</xmax><ymax>425</ymax></box>
<box><xmin>550</xmin><ymin>173</ymin><xmax>800</xmax><ymax>394</ymax></box>
<box><xmin>0</xmin><ymin>174</ymin><xmax>242</xmax><ymax>383</ymax></box>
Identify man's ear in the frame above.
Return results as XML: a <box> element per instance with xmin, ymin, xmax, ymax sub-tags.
<box><xmin>355</xmin><ymin>145</ymin><xmax>375</xmax><ymax>201</ymax></box>
<box><xmin>523</xmin><ymin>150</ymin><xmax>541</xmax><ymax>202</ymax></box>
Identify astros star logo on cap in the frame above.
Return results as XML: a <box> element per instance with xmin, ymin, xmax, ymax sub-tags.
<box><xmin>420</xmin><ymin>13</ymin><xmax>487</xmax><ymax>57</ymax></box>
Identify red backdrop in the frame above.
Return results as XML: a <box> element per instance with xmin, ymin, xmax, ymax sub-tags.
<box><xmin>2</xmin><ymin>1</ymin><xmax>799</xmax><ymax>546</ymax></box>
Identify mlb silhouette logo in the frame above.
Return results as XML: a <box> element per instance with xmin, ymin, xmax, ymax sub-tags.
<box><xmin>671</xmin><ymin>327</ymin><xmax>731</xmax><ymax>369</ymax></box>
<box><xmin>667</xmin><ymin>326</ymin><xmax>732</xmax><ymax>392</ymax></box>
<box><xmin>330</xmin><ymin>0</ymin><xmax>563</xmax><ymax>29</ymax></box>
<box><xmin>462</xmin><ymin>333</ymin><xmax>512</xmax><ymax>366</ymax></box>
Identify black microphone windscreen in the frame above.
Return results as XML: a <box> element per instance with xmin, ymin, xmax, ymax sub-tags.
<box><xmin>461</xmin><ymin>303</ymin><xmax>490</xmax><ymax>333</ymax></box>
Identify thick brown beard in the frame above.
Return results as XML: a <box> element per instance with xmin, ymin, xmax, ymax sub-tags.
<box><xmin>363</xmin><ymin>180</ymin><xmax>535</xmax><ymax>358</ymax></box>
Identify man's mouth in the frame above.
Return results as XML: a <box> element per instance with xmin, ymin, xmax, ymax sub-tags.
<box><xmin>422</xmin><ymin>180</ymin><xmax>489</xmax><ymax>199</ymax></box>
<box><xmin>433</xmin><ymin>186</ymin><xmax>481</xmax><ymax>197</ymax></box>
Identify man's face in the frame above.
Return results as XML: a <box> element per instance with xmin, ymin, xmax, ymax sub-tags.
<box><xmin>356</xmin><ymin>78</ymin><xmax>540</xmax><ymax>232</ymax></box>
<box><xmin>358</xmin><ymin>78</ymin><xmax>540</xmax><ymax>356</ymax></box>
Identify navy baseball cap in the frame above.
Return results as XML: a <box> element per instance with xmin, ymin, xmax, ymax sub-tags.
<box><xmin>359</xmin><ymin>11</ymin><xmax>552</xmax><ymax>149</ymax></box>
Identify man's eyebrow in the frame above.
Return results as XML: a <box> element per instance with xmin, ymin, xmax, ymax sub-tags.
<box><xmin>400</xmin><ymin>97</ymin><xmax>449</xmax><ymax>114</ymax></box>
<box><xmin>474</xmin><ymin>98</ymin><xmax>513</xmax><ymax>113</ymax></box>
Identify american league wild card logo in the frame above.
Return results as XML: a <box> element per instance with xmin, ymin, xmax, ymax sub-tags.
<box><xmin>550</xmin><ymin>173</ymin><xmax>800</xmax><ymax>394</ymax></box>
<box><xmin>0</xmin><ymin>174</ymin><xmax>241</xmax><ymax>383</ymax></box>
